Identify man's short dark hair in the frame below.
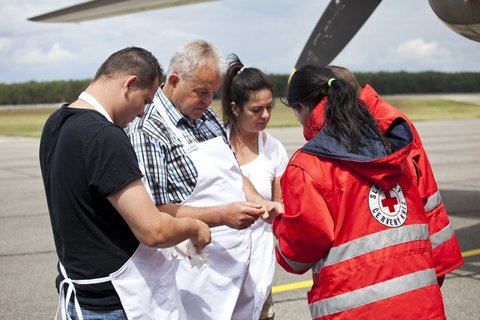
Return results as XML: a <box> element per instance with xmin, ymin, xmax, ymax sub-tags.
<box><xmin>94</xmin><ymin>47</ymin><xmax>163</xmax><ymax>88</ymax></box>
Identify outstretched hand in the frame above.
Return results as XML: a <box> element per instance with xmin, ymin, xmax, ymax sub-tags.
<box><xmin>260</xmin><ymin>201</ymin><xmax>284</xmax><ymax>224</ymax></box>
<box><xmin>222</xmin><ymin>202</ymin><xmax>264</xmax><ymax>230</ymax></box>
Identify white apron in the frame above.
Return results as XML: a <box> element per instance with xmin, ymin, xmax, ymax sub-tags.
<box><xmin>156</xmin><ymin>100</ymin><xmax>255</xmax><ymax>320</ymax></box>
<box><xmin>55</xmin><ymin>92</ymin><xmax>186</xmax><ymax>320</ymax></box>
<box><xmin>57</xmin><ymin>244</ymin><xmax>185</xmax><ymax>320</ymax></box>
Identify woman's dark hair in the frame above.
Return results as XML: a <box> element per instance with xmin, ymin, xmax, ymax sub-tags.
<box><xmin>287</xmin><ymin>64</ymin><xmax>391</xmax><ymax>155</ymax></box>
<box><xmin>221</xmin><ymin>54</ymin><xmax>273</xmax><ymax>127</ymax></box>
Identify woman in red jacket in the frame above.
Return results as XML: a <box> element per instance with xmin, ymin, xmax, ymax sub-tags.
<box><xmin>303</xmin><ymin>65</ymin><xmax>463</xmax><ymax>284</ymax></box>
<box><xmin>273</xmin><ymin>65</ymin><xmax>447</xmax><ymax>319</ymax></box>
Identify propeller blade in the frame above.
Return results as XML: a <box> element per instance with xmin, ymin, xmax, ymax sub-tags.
<box><xmin>294</xmin><ymin>0</ymin><xmax>382</xmax><ymax>71</ymax></box>
<box><xmin>28</xmin><ymin>0</ymin><xmax>216</xmax><ymax>23</ymax></box>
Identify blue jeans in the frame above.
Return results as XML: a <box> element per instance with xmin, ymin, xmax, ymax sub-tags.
<box><xmin>68</xmin><ymin>303</ymin><xmax>127</xmax><ymax>320</ymax></box>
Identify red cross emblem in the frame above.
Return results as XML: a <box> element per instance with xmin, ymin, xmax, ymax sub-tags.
<box><xmin>381</xmin><ymin>191</ymin><xmax>398</xmax><ymax>213</ymax></box>
<box><xmin>369</xmin><ymin>184</ymin><xmax>407</xmax><ymax>228</ymax></box>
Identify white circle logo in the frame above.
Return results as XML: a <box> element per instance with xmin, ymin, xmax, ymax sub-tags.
<box><xmin>368</xmin><ymin>184</ymin><xmax>407</xmax><ymax>228</ymax></box>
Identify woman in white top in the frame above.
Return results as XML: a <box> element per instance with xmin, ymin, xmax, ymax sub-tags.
<box><xmin>221</xmin><ymin>54</ymin><xmax>289</xmax><ymax>320</ymax></box>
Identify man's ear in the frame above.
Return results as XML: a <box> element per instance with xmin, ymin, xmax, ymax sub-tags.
<box><xmin>123</xmin><ymin>75</ymin><xmax>138</xmax><ymax>93</ymax></box>
<box><xmin>167</xmin><ymin>73</ymin><xmax>180</xmax><ymax>88</ymax></box>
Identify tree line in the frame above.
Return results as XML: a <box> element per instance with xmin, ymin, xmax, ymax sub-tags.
<box><xmin>1</xmin><ymin>72</ymin><xmax>479</xmax><ymax>105</ymax></box>
<box><xmin>270</xmin><ymin>71</ymin><xmax>480</xmax><ymax>98</ymax></box>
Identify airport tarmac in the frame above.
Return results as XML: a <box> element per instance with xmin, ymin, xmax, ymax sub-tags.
<box><xmin>0</xmin><ymin>119</ymin><xmax>479</xmax><ymax>319</ymax></box>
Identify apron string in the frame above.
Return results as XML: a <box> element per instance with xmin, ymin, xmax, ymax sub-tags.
<box><xmin>55</xmin><ymin>262</ymin><xmax>111</xmax><ymax>320</ymax></box>
<box><xmin>78</xmin><ymin>91</ymin><xmax>113</xmax><ymax>123</ymax></box>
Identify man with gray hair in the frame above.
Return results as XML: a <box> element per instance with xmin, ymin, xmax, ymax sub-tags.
<box><xmin>127</xmin><ymin>40</ymin><xmax>278</xmax><ymax>319</ymax></box>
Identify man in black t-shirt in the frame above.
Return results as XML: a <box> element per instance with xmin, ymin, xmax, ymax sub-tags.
<box><xmin>39</xmin><ymin>47</ymin><xmax>210</xmax><ymax>320</ymax></box>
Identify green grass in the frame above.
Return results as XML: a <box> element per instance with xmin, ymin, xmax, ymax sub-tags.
<box><xmin>383</xmin><ymin>98</ymin><xmax>480</xmax><ymax>121</ymax></box>
<box><xmin>0</xmin><ymin>108</ymin><xmax>58</xmax><ymax>138</ymax></box>
<box><xmin>1</xmin><ymin>97</ymin><xmax>480</xmax><ymax>138</ymax></box>
<box><xmin>213</xmin><ymin>98</ymin><xmax>480</xmax><ymax>127</ymax></box>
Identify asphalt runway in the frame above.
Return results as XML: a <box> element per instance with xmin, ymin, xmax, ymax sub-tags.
<box><xmin>0</xmin><ymin>119</ymin><xmax>479</xmax><ymax>319</ymax></box>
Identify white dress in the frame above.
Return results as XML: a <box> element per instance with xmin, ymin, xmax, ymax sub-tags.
<box><xmin>231</xmin><ymin>129</ymin><xmax>289</xmax><ymax>319</ymax></box>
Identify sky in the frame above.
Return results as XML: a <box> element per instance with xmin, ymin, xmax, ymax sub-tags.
<box><xmin>1</xmin><ymin>0</ymin><xmax>479</xmax><ymax>84</ymax></box>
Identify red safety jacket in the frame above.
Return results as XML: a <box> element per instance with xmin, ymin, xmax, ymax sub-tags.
<box><xmin>273</xmin><ymin>119</ymin><xmax>446</xmax><ymax>319</ymax></box>
<box><xmin>302</xmin><ymin>85</ymin><xmax>463</xmax><ymax>278</ymax></box>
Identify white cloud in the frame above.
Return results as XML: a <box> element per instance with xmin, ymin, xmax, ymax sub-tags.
<box><xmin>396</xmin><ymin>38</ymin><xmax>446</xmax><ymax>60</ymax></box>
<box><xmin>389</xmin><ymin>38</ymin><xmax>455</xmax><ymax>70</ymax></box>
<box><xmin>14</xmin><ymin>42</ymin><xmax>76</xmax><ymax>65</ymax></box>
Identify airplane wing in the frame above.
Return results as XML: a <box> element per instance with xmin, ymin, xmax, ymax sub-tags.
<box><xmin>294</xmin><ymin>0</ymin><xmax>382</xmax><ymax>70</ymax></box>
<box><xmin>28</xmin><ymin>0</ymin><xmax>217</xmax><ymax>23</ymax></box>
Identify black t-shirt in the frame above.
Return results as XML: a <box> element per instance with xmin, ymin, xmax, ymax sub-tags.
<box><xmin>39</xmin><ymin>105</ymin><xmax>143</xmax><ymax>310</ymax></box>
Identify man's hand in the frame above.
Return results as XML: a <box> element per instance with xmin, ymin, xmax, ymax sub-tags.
<box><xmin>190</xmin><ymin>219</ymin><xmax>211</xmax><ymax>251</ymax></box>
<box><xmin>241</xmin><ymin>174</ymin><xmax>284</xmax><ymax>223</ymax></box>
<box><xmin>222</xmin><ymin>202</ymin><xmax>264</xmax><ymax>229</ymax></box>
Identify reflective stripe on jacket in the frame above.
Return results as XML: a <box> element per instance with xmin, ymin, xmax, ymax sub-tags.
<box><xmin>360</xmin><ymin>85</ymin><xmax>463</xmax><ymax>276</ymax></box>
<box><xmin>300</xmin><ymin>84</ymin><xmax>463</xmax><ymax>277</ymax></box>
<box><xmin>274</xmin><ymin>119</ymin><xmax>447</xmax><ymax>319</ymax></box>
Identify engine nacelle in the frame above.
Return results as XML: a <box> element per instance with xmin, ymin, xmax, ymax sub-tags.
<box><xmin>429</xmin><ymin>0</ymin><xmax>480</xmax><ymax>42</ymax></box>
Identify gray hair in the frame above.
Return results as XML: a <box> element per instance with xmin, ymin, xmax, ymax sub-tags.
<box><xmin>167</xmin><ymin>39</ymin><xmax>227</xmax><ymax>80</ymax></box>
